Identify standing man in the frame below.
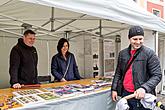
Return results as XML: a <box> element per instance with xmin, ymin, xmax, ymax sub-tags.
<box><xmin>9</xmin><ymin>30</ymin><xmax>38</xmax><ymax>89</ymax></box>
<box><xmin>111</xmin><ymin>26</ymin><xmax>162</xmax><ymax>110</ymax></box>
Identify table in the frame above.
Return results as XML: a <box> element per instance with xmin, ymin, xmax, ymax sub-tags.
<box><xmin>0</xmin><ymin>78</ymin><xmax>116</xmax><ymax>110</ymax></box>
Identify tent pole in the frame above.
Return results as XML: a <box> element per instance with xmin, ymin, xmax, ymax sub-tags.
<box><xmin>0</xmin><ymin>28</ymin><xmax>22</xmax><ymax>36</ymax></box>
<box><xmin>53</xmin><ymin>14</ymin><xmax>86</xmax><ymax>32</ymax></box>
<box><xmin>56</xmin><ymin>20</ymin><xmax>100</xmax><ymax>37</ymax></box>
<box><xmin>0</xmin><ymin>13</ymin><xmax>59</xmax><ymax>38</ymax></box>
<box><xmin>99</xmin><ymin>19</ymin><xmax>104</xmax><ymax>77</ymax></box>
<box><xmin>51</xmin><ymin>7</ymin><xmax>55</xmax><ymax>32</ymax></box>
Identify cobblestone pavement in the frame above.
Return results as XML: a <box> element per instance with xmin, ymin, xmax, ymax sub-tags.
<box><xmin>156</xmin><ymin>93</ymin><xmax>165</xmax><ymax>110</ymax></box>
<box><xmin>157</xmin><ymin>94</ymin><xmax>165</xmax><ymax>104</ymax></box>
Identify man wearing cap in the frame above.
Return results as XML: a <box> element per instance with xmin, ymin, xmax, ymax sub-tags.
<box><xmin>111</xmin><ymin>26</ymin><xmax>162</xmax><ymax>110</ymax></box>
<box><xmin>9</xmin><ymin>30</ymin><xmax>38</xmax><ymax>89</ymax></box>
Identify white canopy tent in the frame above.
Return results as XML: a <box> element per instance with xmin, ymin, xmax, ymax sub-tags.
<box><xmin>0</xmin><ymin>0</ymin><xmax>165</xmax><ymax>89</ymax></box>
<box><xmin>0</xmin><ymin>0</ymin><xmax>165</xmax><ymax>38</ymax></box>
<box><xmin>21</xmin><ymin>0</ymin><xmax>165</xmax><ymax>33</ymax></box>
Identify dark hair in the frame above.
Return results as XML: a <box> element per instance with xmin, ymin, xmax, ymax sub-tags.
<box><xmin>57</xmin><ymin>38</ymin><xmax>69</xmax><ymax>54</ymax></box>
<box><xmin>23</xmin><ymin>29</ymin><xmax>36</xmax><ymax>36</ymax></box>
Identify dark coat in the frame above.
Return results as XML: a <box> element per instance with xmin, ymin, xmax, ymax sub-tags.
<box><xmin>111</xmin><ymin>45</ymin><xmax>162</xmax><ymax>95</ymax></box>
<box><xmin>9</xmin><ymin>38</ymin><xmax>38</xmax><ymax>86</ymax></box>
<box><xmin>51</xmin><ymin>52</ymin><xmax>81</xmax><ymax>81</ymax></box>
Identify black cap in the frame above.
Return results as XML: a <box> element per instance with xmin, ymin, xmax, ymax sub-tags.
<box><xmin>128</xmin><ymin>26</ymin><xmax>144</xmax><ymax>39</ymax></box>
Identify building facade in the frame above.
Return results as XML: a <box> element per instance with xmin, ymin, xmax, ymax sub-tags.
<box><xmin>135</xmin><ymin>0</ymin><xmax>164</xmax><ymax>18</ymax></box>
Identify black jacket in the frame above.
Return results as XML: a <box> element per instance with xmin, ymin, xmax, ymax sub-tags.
<box><xmin>9</xmin><ymin>38</ymin><xmax>38</xmax><ymax>86</ymax></box>
<box><xmin>111</xmin><ymin>45</ymin><xmax>162</xmax><ymax>95</ymax></box>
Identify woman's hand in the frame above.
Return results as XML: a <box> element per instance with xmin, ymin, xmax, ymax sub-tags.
<box><xmin>60</xmin><ymin>78</ymin><xmax>67</xmax><ymax>82</ymax></box>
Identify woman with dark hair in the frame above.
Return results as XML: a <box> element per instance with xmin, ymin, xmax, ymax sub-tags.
<box><xmin>51</xmin><ymin>38</ymin><xmax>82</xmax><ymax>82</ymax></box>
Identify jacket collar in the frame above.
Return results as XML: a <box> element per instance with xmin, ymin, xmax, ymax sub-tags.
<box><xmin>18</xmin><ymin>38</ymin><xmax>34</xmax><ymax>49</ymax></box>
<box><xmin>57</xmin><ymin>52</ymin><xmax>71</xmax><ymax>60</ymax></box>
<box><xmin>127</xmin><ymin>44</ymin><xmax>143</xmax><ymax>55</ymax></box>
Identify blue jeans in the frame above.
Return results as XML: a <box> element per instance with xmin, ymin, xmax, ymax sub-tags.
<box><xmin>122</xmin><ymin>89</ymin><xmax>151</xmax><ymax>110</ymax></box>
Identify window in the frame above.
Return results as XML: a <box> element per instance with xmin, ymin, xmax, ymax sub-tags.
<box><xmin>152</xmin><ymin>9</ymin><xmax>160</xmax><ymax>17</ymax></box>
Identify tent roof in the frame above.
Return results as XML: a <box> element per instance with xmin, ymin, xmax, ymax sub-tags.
<box><xmin>0</xmin><ymin>0</ymin><xmax>165</xmax><ymax>40</ymax></box>
<box><xmin>22</xmin><ymin>0</ymin><xmax>165</xmax><ymax>32</ymax></box>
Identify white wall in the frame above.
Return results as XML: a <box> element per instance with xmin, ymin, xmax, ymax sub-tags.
<box><xmin>158</xmin><ymin>39</ymin><xmax>164</xmax><ymax>93</ymax></box>
<box><xmin>121</xmin><ymin>30</ymin><xmax>129</xmax><ymax>49</ymax></box>
<box><xmin>83</xmin><ymin>35</ymin><xmax>93</xmax><ymax>78</ymax></box>
<box><xmin>0</xmin><ymin>37</ymin><xmax>17</xmax><ymax>88</ymax></box>
<box><xmin>69</xmin><ymin>35</ymin><xmax>86</xmax><ymax>77</ymax></box>
<box><xmin>35</xmin><ymin>40</ymin><xmax>57</xmax><ymax>76</ymax></box>
<box><xmin>144</xmin><ymin>31</ymin><xmax>155</xmax><ymax>50</ymax></box>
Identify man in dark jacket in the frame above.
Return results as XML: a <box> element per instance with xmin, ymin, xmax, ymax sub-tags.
<box><xmin>111</xmin><ymin>26</ymin><xmax>162</xmax><ymax>110</ymax></box>
<box><xmin>9</xmin><ymin>30</ymin><xmax>38</xmax><ymax>89</ymax></box>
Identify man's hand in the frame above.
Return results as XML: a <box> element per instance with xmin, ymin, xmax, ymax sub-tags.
<box><xmin>112</xmin><ymin>91</ymin><xmax>118</xmax><ymax>102</ymax></box>
<box><xmin>134</xmin><ymin>88</ymin><xmax>146</xmax><ymax>99</ymax></box>
<box><xmin>12</xmin><ymin>83</ymin><xmax>22</xmax><ymax>89</ymax></box>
